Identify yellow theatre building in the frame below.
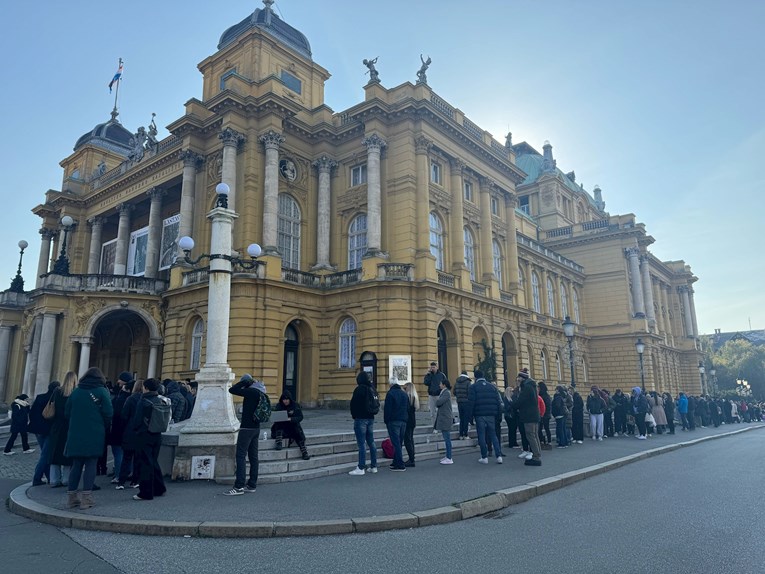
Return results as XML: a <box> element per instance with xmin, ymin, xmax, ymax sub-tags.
<box><xmin>0</xmin><ymin>2</ymin><xmax>705</xmax><ymax>410</ymax></box>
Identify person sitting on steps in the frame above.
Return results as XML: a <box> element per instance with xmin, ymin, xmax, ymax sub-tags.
<box><xmin>271</xmin><ymin>391</ymin><xmax>310</xmax><ymax>460</ymax></box>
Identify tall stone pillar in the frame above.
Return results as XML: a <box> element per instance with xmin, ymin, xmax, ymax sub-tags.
<box><xmin>36</xmin><ymin>228</ymin><xmax>55</xmax><ymax>286</ymax></box>
<box><xmin>179</xmin><ymin>150</ymin><xmax>202</xmax><ymax>241</ymax></box>
<box><xmin>414</xmin><ymin>136</ymin><xmax>433</xmax><ymax>256</ymax></box>
<box><xmin>0</xmin><ymin>326</ymin><xmax>13</xmax><ymax>402</ymax></box>
<box><xmin>448</xmin><ymin>157</ymin><xmax>467</xmax><ymax>274</ymax></box>
<box><xmin>504</xmin><ymin>194</ymin><xmax>520</xmax><ymax>295</ymax></box>
<box><xmin>478</xmin><ymin>178</ymin><xmax>495</xmax><ymax>283</ymax></box>
<box><xmin>679</xmin><ymin>286</ymin><xmax>694</xmax><ymax>337</ymax></box>
<box><xmin>660</xmin><ymin>284</ymin><xmax>674</xmax><ymax>340</ymax></box>
<box><xmin>640</xmin><ymin>255</ymin><xmax>656</xmax><ymax>327</ymax></box>
<box><xmin>144</xmin><ymin>188</ymin><xmax>165</xmax><ymax>279</ymax></box>
<box><xmin>22</xmin><ymin>315</ymin><xmax>43</xmax><ymax>397</ymax></box>
<box><xmin>34</xmin><ymin>313</ymin><xmax>58</xmax><ymax>395</ymax></box>
<box><xmin>87</xmin><ymin>217</ymin><xmax>105</xmax><ymax>274</ymax></box>
<box><xmin>78</xmin><ymin>338</ymin><xmax>92</xmax><ymax>378</ymax></box>
<box><xmin>311</xmin><ymin>156</ymin><xmax>336</xmax><ymax>270</ymax></box>
<box><xmin>113</xmin><ymin>203</ymin><xmax>133</xmax><ymax>275</ymax></box>
<box><xmin>625</xmin><ymin>247</ymin><xmax>645</xmax><ymax>318</ymax></box>
<box><xmin>653</xmin><ymin>281</ymin><xmax>666</xmax><ymax>335</ymax></box>
<box><xmin>363</xmin><ymin>134</ymin><xmax>387</xmax><ymax>255</ymax></box>
<box><xmin>147</xmin><ymin>338</ymin><xmax>162</xmax><ymax>379</ymax></box>
<box><xmin>689</xmin><ymin>288</ymin><xmax>699</xmax><ymax>338</ymax></box>
<box><xmin>219</xmin><ymin>128</ymin><xmax>245</xmax><ymax>213</ymax></box>
<box><xmin>259</xmin><ymin>130</ymin><xmax>286</xmax><ymax>254</ymax></box>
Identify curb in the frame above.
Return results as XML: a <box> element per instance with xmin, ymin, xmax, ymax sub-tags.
<box><xmin>8</xmin><ymin>425</ymin><xmax>763</xmax><ymax>538</ymax></box>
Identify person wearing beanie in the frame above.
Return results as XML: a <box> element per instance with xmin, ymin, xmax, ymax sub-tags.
<box><xmin>383</xmin><ymin>376</ymin><xmax>409</xmax><ymax>471</ymax></box>
<box><xmin>224</xmin><ymin>373</ymin><xmax>266</xmax><ymax>495</ymax></box>
<box><xmin>130</xmin><ymin>378</ymin><xmax>168</xmax><ymax>501</ymax></box>
<box><xmin>516</xmin><ymin>370</ymin><xmax>542</xmax><ymax>466</ymax></box>
<box><xmin>4</xmin><ymin>393</ymin><xmax>33</xmax><ymax>456</ymax></box>
<box><xmin>349</xmin><ymin>371</ymin><xmax>379</xmax><ymax>475</ymax></box>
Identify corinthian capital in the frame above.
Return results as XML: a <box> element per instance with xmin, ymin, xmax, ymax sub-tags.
<box><xmin>147</xmin><ymin>187</ymin><xmax>166</xmax><ymax>201</ymax></box>
<box><xmin>219</xmin><ymin>127</ymin><xmax>246</xmax><ymax>148</ymax></box>
<box><xmin>117</xmin><ymin>203</ymin><xmax>134</xmax><ymax>217</ymax></box>
<box><xmin>87</xmin><ymin>216</ymin><xmax>106</xmax><ymax>229</ymax></box>
<box><xmin>362</xmin><ymin>133</ymin><xmax>387</xmax><ymax>153</ymax></box>
<box><xmin>414</xmin><ymin>135</ymin><xmax>432</xmax><ymax>155</ymax></box>
<box><xmin>181</xmin><ymin>149</ymin><xmax>203</xmax><ymax>168</ymax></box>
<box><xmin>449</xmin><ymin>156</ymin><xmax>466</xmax><ymax>174</ymax></box>
<box><xmin>624</xmin><ymin>246</ymin><xmax>640</xmax><ymax>259</ymax></box>
<box><xmin>259</xmin><ymin>129</ymin><xmax>286</xmax><ymax>150</ymax></box>
<box><xmin>39</xmin><ymin>227</ymin><xmax>56</xmax><ymax>241</ymax></box>
<box><xmin>312</xmin><ymin>155</ymin><xmax>337</xmax><ymax>174</ymax></box>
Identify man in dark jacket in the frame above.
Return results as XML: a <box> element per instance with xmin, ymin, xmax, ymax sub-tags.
<box><xmin>131</xmin><ymin>378</ymin><xmax>167</xmax><ymax>501</ymax></box>
<box><xmin>453</xmin><ymin>371</ymin><xmax>472</xmax><ymax>439</ymax></box>
<box><xmin>349</xmin><ymin>371</ymin><xmax>379</xmax><ymax>475</ymax></box>
<box><xmin>163</xmin><ymin>379</ymin><xmax>187</xmax><ymax>423</ymax></box>
<box><xmin>116</xmin><ymin>382</ymin><xmax>143</xmax><ymax>490</ymax></box>
<box><xmin>4</xmin><ymin>394</ymin><xmax>32</xmax><ymax>455</ymax></box>
<box><xmin>225</xmin><ymin>374</ymin><xmax>264</xmax><ymax>495</ymax></box>
<box><xmin>109</xmin><ymin>372</ymin><xmax>133</xmax><ymax>484</ymax></box>
<box><xmin>552</xmin><ymin>385</ymin><xmax>570</xmax><ymax>448</ymax></box>
<box><xmin>384</xmin><ymin>377</ymin><xmax>409</xmax><ymax>471</ymax></box>
<box><xmin>612</xmin><ymin>389</ymin><xmax>628</xmax><ymax>435</ymax></box>
<box><xmin>28</xmin><ymin>381</ymin><xmax>60</xmax><ymax>484</ymax></box>
<box><xmin>516</xmin><ymin>371</ymin><xmax>542</xmax><ymax>466</ymax></box>
<box><xmin>423</xmin><ymin>362</ymin><xmax>448</xmax><ymax>424</ymax></box>
<box><xmin>468</xmin><ymin>370</ymin><xmax>503</xmax><ymax>464</ymax></box>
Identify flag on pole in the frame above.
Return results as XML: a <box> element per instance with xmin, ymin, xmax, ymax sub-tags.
<box><xmin>108</xmin><ymin>60</ymin><xmax>123</xmax><ymax>93</ymax></box>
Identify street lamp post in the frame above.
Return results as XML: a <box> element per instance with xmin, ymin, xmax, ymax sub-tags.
<box><xmin>710</xmin><ymin>367</ymin><xmax>717</xmax><ymax>396</ymax></box>
<box><xmin>698</xmin><ymin>362</ymin><xmax>706</xmax><ymax>396</ymax></box>
<box><xmin>635</xmin><ymin>338</ymin><xmax>646</xmax><ymax>393</ymax></box>
<box><xmin>52</xmin><ymin>216</ymin><xmax>75</xmax><ymax>275</ymax></box>
<box><xmin>9</xmin><ymin>240</ymin><xmax>29</xmax><ymax>293</ymax></box>
<box><xmin>562</xmin><ymin>315</ymin><xmax>576</xmax><ymax>388</ymax></box>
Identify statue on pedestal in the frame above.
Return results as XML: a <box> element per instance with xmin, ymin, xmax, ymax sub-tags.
<box><xmin>363</xmin><ymin>57</ymin><xmax>379</xmax><ymax>83</ymax></box>
<box><xmin>416</xmin><ymin>54</ymin><xmax>431</xmax><ymax>85</ymax></box>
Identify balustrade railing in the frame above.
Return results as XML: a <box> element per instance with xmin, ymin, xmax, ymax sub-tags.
<box><xmin>378</xmin><ymin>263</ymin><xmax>413</xmax><ymax>280</ymax></box>
<box><xmin>471</xmin><ymin>282</ymin><xmax>487</xmax><ymax>296</ymax></box>
<box><xmin>437</xmin><ymin>272</ymin><xmax>456</xmax><ymax>288</ymax></box>
<box><xmin>39</xmin><ymin>273</ymin><xmax>168</xmax><ymax>294</ymax></box>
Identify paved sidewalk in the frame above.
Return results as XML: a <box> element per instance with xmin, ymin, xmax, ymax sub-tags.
<box><xmin>11</xmin><ymin>422</ymin><xmax>764</xmax><ymax>537</ymax></box>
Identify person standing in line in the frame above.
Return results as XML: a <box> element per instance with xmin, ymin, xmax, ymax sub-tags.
<box><xmin>602</xmin><ymin>389</ymin><xmax>615</xmax><ymax>437</ymax></box>
<box><xmin>662</xmin><ymin>392</ymin><xmax>676</xmax><ymax>434</ymax></box>
<box><xmin>503</xmin><ymin>383</ymin><xmax>519</xmax><ymax>449</ymax></box>
<box><xmin>384</xmin><ymin>377</ymin><xmax>409</xmax><ymax>471</ymax></box>
<box><xmin>423</xmin><ymin>362</ymin><xmax>448</xmax><ymax>425</ymax></box>
<box><xmin>403</xmin><ymin>382</ymin><xmax>420</xmax><ymax>467</ymax></box>
<box><xmin>349</xmin><ymin>371</ymin><xmax>379</xmax><ymax>475</ymax></box>
<box><xmin>587</xmin><ymin>386</ymin><xmax>606</xmax><ymax>441</ymax></box>
<box><xmin>516</xmin><ymin>370</ymin><xmax>542</xmax><ymax>466</ymax></box>
<box><xmin>3</xmin><ymin>394</ymin><xmax>34</xmax><ymax>455</ymax></box>
<box><xmin>116</xmin><ymin>379</ymin><xmax>144</xmax><ymax>490</ymax></box>
<box><xmin>650</xmin><ymin>391</ymin><xmax>668</xmax><ymax>434</ymax></box>
<box><xmin>48</xmin><ymin>371</ymin><xmax>77</xmax><ymax>488</ymax></box>
<box><xmin>131</xmin><ymin>378</ymin><xmax>168</xmax><ymax>501</ymax></box>
<box><xmin>453</xmin><ymin>371</ymin><xmax>472</xmax><ymax>440</ymax></box>
<box><xmin>630</xmin><ymin>387</ymin><xmax>649</xmax><ymax>440</ymax></box>
<box><xmin>224</xmin><ymin>374</ymin><xmax>263</xmax><ymax>495</ymax></box>
<box><xmin>552</xmin><ymin>385</ymin><xmax>570</xmax><ymax>448</ymax></box>
<box><xmin>677</xmin><ymin>392</ymin><xmax>689</xmax><ymax>431</ymax></box>
<box><xmin>469</xmin><ymin>369</ymin><xmax>504</xmax><ymax>464</ymax></box>
<box><xmin>28</xmin><ymin>381</ymin><xmax>60</xmax><ymax>484</ymax></box>
<box><xmin>571</xmin><ymin>390</ymin><xmax>584</xmax><ymax>443</ymax></box>
<box><xmin>108</xmin><ymin>372</ymin><xmax>133</xmax><ymax>484</ymax></box>
<box><xmin>65</xmin><ymin>367</ymin><xmax>113</xmax><ymax>510</ymax></box>
<box><xmin>435</xmin><ymin>379</ymin><xmax>454</xmax><ymax>464</ymax></box>
<box><xmin>612</xmin><ymin>389</ymin><xmax>628</xmax><ymax>436</ymax></box>
<box><xmin>537</xmin><ymin>381</ymin><xmax>552</xmax><ymax>448</ymax></box>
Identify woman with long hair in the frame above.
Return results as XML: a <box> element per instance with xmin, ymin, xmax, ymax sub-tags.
<box><xmin>403</xmin><ymin>382</ymin><xmax>420</xmax><ymax>467</ymax></box>
<box><xmin>48</xmin><ymin>371</ymin><xmax>77</xmax><ymax>487</ymax></box>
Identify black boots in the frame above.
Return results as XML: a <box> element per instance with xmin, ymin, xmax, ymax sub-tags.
<box><xmin>299</xmin><ymin>442</ymin><xmax>310</xmax><ymax>460</ymax></box>
<box><xmin>275</xmin><ymin>431</ymin><xmax>283</xmax><ymax>451</ymax></box>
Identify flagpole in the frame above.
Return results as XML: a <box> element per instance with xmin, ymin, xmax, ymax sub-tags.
<box><xmin>111</xmin><ymin>57</ymin><xmax>123</xmax><ymax>121</ymax></box>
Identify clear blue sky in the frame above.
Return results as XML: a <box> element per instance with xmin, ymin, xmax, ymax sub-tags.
<box><xmin>1</xmin><ymin>0</ymin><xmax>762</xmax><ymax>333</ymax></box>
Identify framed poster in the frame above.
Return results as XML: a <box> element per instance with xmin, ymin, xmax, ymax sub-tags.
<box><xmin>191</xmin><ymin>455</ymin><xmax>216</xmax><ymax>480</ymax></box>
<box><xmin>388</xmin><ymin>355</ymin><xmax>412</xmax><ymax>384</ymax></box>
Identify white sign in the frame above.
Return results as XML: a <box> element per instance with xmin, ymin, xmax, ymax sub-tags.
<box><xmin>389</xmin><ymin>355</ymin><xmax>412</xmax><ymax>384</ymax></box>
<box><xmin>191</xmin><ymin>455</ymin><xmax>216</xmax><ymax>480</ymax></box>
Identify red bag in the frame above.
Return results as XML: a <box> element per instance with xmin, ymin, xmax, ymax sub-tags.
<box><xmin>381</xmin><ymin>438</ymin><xmax>394</xmax><ymax>459</ymax></box>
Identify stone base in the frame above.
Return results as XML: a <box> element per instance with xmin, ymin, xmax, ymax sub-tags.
<box><xmin>172</xmin><ymin>442</ymin><xmax>237</xmax><ymax>482</ymax></box>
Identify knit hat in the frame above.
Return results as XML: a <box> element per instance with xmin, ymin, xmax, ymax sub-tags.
<box><xmin>239</xmin><ymin>374</ymin><xmax>255</xmax><ymax>384</ymax></box>
<box><xmin>517</xmin><ymin>370</ymin><xmax>529</xmax><ymax>380</ymax></box>
<box><xmin>632</xmin><ymin>386</ymin><xmax>642</xmax><ymax>395</ymax></box>
<box><xmin>118</xmin><ymin>371</ymin><xmax>133</xmax><ymax>384</ymax></box>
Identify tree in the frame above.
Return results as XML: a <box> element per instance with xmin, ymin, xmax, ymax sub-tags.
<box><xmin>711</xmin><ymin>340</ymin><xmax>765</xmax><ymax>399</ymax></box>
<box><xmin>474</xmin><ymin>339</ymin><xmax>498</xmax><ymax>383</ymax></box>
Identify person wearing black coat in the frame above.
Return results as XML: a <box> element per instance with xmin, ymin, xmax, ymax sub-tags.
<box><xmin>225</xmin><ymin>374</ymin><xmax>265</xmax><ymax>495</ymax></box>
<box><xmin>662</xmin><ymin>392</ymin><xmax>676</xmax><ymax>434</ymax></box>
<box><xmin>384</xmin><ymin>378</ymin><xmax>410</xmax><ymax>471</ymax></box>
<box><xmin>612</xmin><ymin>390</ymin><xmax>628</xmax><ymax>435</ymax></box>
<box><xmin>516</xmin><ymin>372</ymin><xmax>541</xmax><ymax>465</ymax></box>
<box><xmin>130</xmin><ymin>378</ymin><xmax>167</xmax><ymax>501</ymax></box>
<box><xmin>468</xmin><ymin>370</ymin><xmax>504</xmax><ymax>463</ymax></box>
<box><xmin>28</xmin><ymin>382</ymin><xmax>60</xmax><ymax>484</ymax></box>
<box><xmin>116</xmin><ymin>380</ymin><xmax>144</xmax><ymax>489</ymax></box>
<box><xmin>109</xmin><ymin>376</ymin><xmax>133</xmax><ymax>484</ymax></box>
<box><xmin>537</xmin><ymin>382</ymin><xmax>552</xmax><ymax>446</ymax></box>
<box><xmin>571</xmin><ymin>391</ymin><xmax>584</xmax><ymax>443</ymax></box>
<box><xmin>163</xmin><ymin>380</ymin><xmax>187</xmax><ymax>423</ymax></box>
<box><xmin>270</xmin><ymin>391</ymin><xmax>310</xmax><ymax>460</ymax></box>
<box><xmin>502</xmin><ymin>386</ymin><xmax>519</xmax><ymax>449</ymax></box>
<box><xmin>4</xmin><ymin>394</ymin><xmax>33</xmax><ymax>455</ymax></box>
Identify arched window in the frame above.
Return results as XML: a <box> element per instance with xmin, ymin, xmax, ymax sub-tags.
<box><xmin>546</xmin><ymin>277</ymin><xmax>556</xmax><ymax>317</ymax></box>
<box><xmin>190</xmin><ymin>318</ymin><xmax>204</xmax><ymax>370</ymax></box>
<box><xmin>572</xmin><ymin>288</ymin><xmax>581</xmax><ymax>323</ymax></box>
<box><xmin>464</xmin><ymin>227</ymin><xmax>476</xmax><ymax>281</ymax></box>
<box><xmin>540</xmin><ymin>350</ymin><xmax>548</xmax><ymax>380</ymax></box>
<box><xmin>429</xmin><ymin>212</ymin><xmax>444</xmax><ymax>271</ymax></box>
<box><xmin>560</xmin><ymin>282</ymin><xmax>569</xmax><ymax>319</ymax></box>
<box><xmin>348</xmin><ymin>213</ymin><xmax>367</xmax><ymax>270</ymax></box>
<box><xmin>493</xmin><ymin>240</ymin><xmax>503</xmax><ymax>290</ymax></box>
<box><xmin>581</xmin><ymin>355</ymin><xmax>588</xmax><ymax>383</ymax></box>
<box><xmin>555</xmin><ymin>352</ymin><xmax>562</xmax><ymax>382</ymax></box>
<box><xmin>531</xmin><ymin>272</ymin><xmax>541</xmax><ymax>313</ymax></box>
<box><xmin>278</xmin><ymin>194</ymin><xmax>301</xmax><ymax>269</ymax></box>
<box><xmin>338</xmin><ymin>318</ymin><xmax>357</xmax><ymax>369</ymax></box>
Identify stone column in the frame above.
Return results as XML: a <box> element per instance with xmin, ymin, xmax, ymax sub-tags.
<box><xmin>448</xmin><ymin>157</ymin><xmax>466</xmax><ymax>273</ymax></box>
<box><xmin>0</xmin><ymin>326</ymin><xmax>13</xmax><ymax>402</ymax></box>
<box><xmin>311</xmin><ymin>156</ymin><xmax>337</xmax><ymax>270</ymax></box>
<box><xmin>640</xmin><ymin>255</ymin><xmax>656</xmax><ymax>327</ymax></box>
<box><xmin>689</xmin><ymin>288</ymin><xmax>699</xmax><ymax>338</ymax></box>
<box><xmin>36</xmin><ymin>228</ymin><xmax>55</xmax><ymax>286</ymax></box>
<box><xmin>504</xmin><ymin>194</ymin><xmax>520</xmax><ymax>295</ymax></box>
<box><xmin>179</xmin><ymin>150</ymin><xmax>201</xmax><ymax>241</ymax></box>
<box><xmin>653</xmin><ymin>281</ymin><xmax>666</xmax><ymax>335</ymax></box>
<box><xmin>22</xmin><ymin>315</ymin><xmax>43</xmax><ymax>397</ymax></box>
<box><xmin>87</xmin><ymin>216</ymin><xmax>105</xmax><ymax>274</ymax></box>
<box><xmin>414</xmin><ymin>136</ymin><xmax>433</xmax><ymax>255</ymax></box>
<box><xmin>259</xmin><ymin>130</ymin><xmax>286</xmax><ymax>254</ymax></box>
<box><xmin>660</xmin><ymin>284</ymin><xmax>673</xmax><ymax>338</ymax></box>
<box><xmin>478</xmin><ymin>178</ymin><xmax>495</xmax><ymax>283</ymax></box>
<box><xmin>679</xmin><ymin>286</ymin><xmax>694</xmax><ymax>337</ymax></box>
<box><xmin>147</xmin><ymin>338</ymin><xmax>162</xmax><ymax>379</ymax></box>
<box><xmin>113</xmin><ymin>203</ymin><xmax>133</xmax><ymax>275</ymax></box>
<box><xmin>78</xmin><ymin>338</ymin><xmax>92</xmax><ymax>378</ymax></box>
<box><xmin>34</xmin><ymin>313</ymin><xmax>58</xmax><ymax>395</ymax></box>
<box><xmin>219</xmin><ymin>128</ymin><xmax>245</xmax><ymax>213</ymax></box>
<box><xmin>21</xmin><ymin>346</ymin><xmax>33</xmax><ymax>398</ymax></box>
<box><xmin>144</xmin><ymin>188</ymin><xmax>165</xmax><ymax>279</ymax></box>
<box><xmin>625</xmin><ymin>247</ymin><xmax>645</xmax><ymax>318</ymax></box>
<box><xmin>363</xmin><ymin>134</ymin><xmax>387</xmax><ymax>254</ymax></box>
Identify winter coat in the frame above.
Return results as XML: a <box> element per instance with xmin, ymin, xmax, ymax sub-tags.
<box><xmin>468</xmin><ymin>379</ymin><xmax>503</xmax><ymax>418</ymax></box>
<box><xmin>350</xmin><ymin>378</ymin><xmax>377</xmax><ymax>420</ymax></box>
<box><xmin>650</xmin><ymin>396</ymin><xmax>668</xmax><ymax>426</ymax></box>
<box><xmin>131</xmin><ymin>392</ymin><xmax>166</xmax><ymax>446</ymax></box>
<box><xmin>108</xmin><ymin>389</ymin><xmax>132</xmax><ymax>446</ymax></box>
<box><xmin>453</xmin><ymin>375</ymin><xmax>472</xmax><ymax>404</ymax></box>
<box><xmin>271</xmin><ymin>391</ymin><xmax>306</xmax><ymax>441</ymax></box>
<box><xmin>64</xmin><ymin>374</ymin><xmax>113</xmax><ymax>459</ymax></box>
<box><xmin>587</xmin><ymin>394</ymin><xmax>606</xmax><ymax>415</ymax></box>
<box><xmin>551</xmin><ymin>392</ymin><xmax>569</xmax><ymax>419</ymax></box>
<box><xmin>539</xmin><ymin>390</ymin><xmax>552</xmax><ymax>420</ymax></box>
<box><xmin>27</xmin><ymin>392</ymin><xmax>55</xmax><ymax>436</ymax></box>
<box><xmin>631</xmin><ymin>392</ymin><xmax>650</xmax><ymax>415</ymax></box>
<box><xmin>164</xmin><ymin>381</ymin><xmax>187</xmax><ymax>423</ymax></box>
<box><xmin>434</xmin><ymin>389</ymin><xmax>453</xmax><ymax>432</ymax></box>
<box><xmin>384</xmin><ymin>384</ymin><xmax>409</xmax><ymax>424</ymax></box>
<box><xmin>677</xmin><ymin>395</ymin><xmax>688</xmax><ymax>414</ymax></box>
<box><xmin>612</xmin><ymin>392</ymin><xmax>628</xmax><ymax>414</ymax></box>
<box><xmin>516</xmin><ymin>378</ymin><xmax>541</xmax><ymax>424</ymax></box>
<box><xmin>228</xmin><ymin>380</ymin><xmax>264</xmax><ymax>429</ymax></box>
<box><xmin>120</xmin><ymin>392</ymin><xmax>143</xmax><ymax>450</ymax></box>
<box><xmin>47</xmin><ymin>390</ymin><xmax>72</xmax><ymax>466</ymax></box>
<box><xmin>423</xmin><ymin>370</ymin><xmax>448</xmax><ymax>397</ymax></box>
<box><xmin>9</xmin><ymin>398</ymin><xmax>30</xmax><ymax>433</ymax></box>
<box><xmin>663</xmin><ymin>397</ymin><xmax>676</xmax><ymax>420</ymax></box>
<box><xmin>565</xmin><ymin>393</ymin><xmax>574</xmax><ymax>427</ymax></box>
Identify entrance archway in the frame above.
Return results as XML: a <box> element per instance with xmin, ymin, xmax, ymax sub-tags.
<box><xmin>89</xmin><ymin>310</ymin><xmax>154</xmax><ymax>384</ymax></box>
<box><xmin>282</xmin><ymin>324</ymin><xmax>299</xmax><ymax>399</ymax></box>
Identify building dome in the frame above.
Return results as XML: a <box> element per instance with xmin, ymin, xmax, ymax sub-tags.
<box><xmin>218</xmin><ymin>2</ymin><xmax>312</xmax><ymax>60</ymax></box>
<box><xmin>74</xmin><ymin>115</ymin><xmax>133</xmax><ymax>155</ymax></box>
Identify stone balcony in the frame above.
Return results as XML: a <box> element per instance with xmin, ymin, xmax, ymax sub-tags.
<box><xmin>37</xmin><ymin>273</ymin><xmax>168</xmax><ymax>295</ymax></box>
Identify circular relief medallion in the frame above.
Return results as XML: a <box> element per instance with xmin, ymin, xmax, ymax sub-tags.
<box><xmin>279</xmin><ymin>158</ymin><xmax>298</xmax><ymax>182</ymax></box>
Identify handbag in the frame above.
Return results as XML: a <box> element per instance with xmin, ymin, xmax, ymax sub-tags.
<box><xmin>42</xmin><ymin>398</ymin><xmax>56</xmax><ymax>420</ymax></box>
<box><xmin>645</xmin><ymin>412</ymin><xmax>656</xmax><ymax>426</ymax></box>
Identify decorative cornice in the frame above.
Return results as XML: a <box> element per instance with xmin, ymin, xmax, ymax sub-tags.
<box><xmin>259</xmin><ymin>129</ymin><xmax>286</xmax><ymax>150</ymax></box>
<box><xmin>312</xmin><ymin>155</ymin><xmax>337</xmax><ymax>173</ymax></box>
<box><xmin>362</xmin><ymin>133</ymin><xmax>387</xmax><ymax>153</ymax></box>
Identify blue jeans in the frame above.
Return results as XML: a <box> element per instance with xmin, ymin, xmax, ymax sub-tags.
<box><xmin>457</xmin><ymin>402</ymin><xmax>471</xmax><ymax>437</ymax></box>
<box><xmin>353</xmin><ymin>419</ymin><xmax>377</xmax><ymax>470</ymax></box>
<box><xmin>555</xmin><ymin>417</ymin><xmax>568</xmax><ymax>446</ymax></box>
<box><xmin>33</xmin><ymin>434</ymin><xmax>50</xmax><ymax>483</ymax></box>
<box><xmin>68</xmin><ymin>457</ymin><xmax>97</xmax><ymax>491</ymax></box>
<box><xmin>475</xmin><ymin>415</ymin><xmax>502</xmax><ymax>459</ymax></box>
<box><xmin>111</xmin><ymin>445</ymin><xmax>124</xmax><ymax>478</ymax></box>
<box><xmin>386</xmin><ymin>421</ymin><xmax>406</xmax><ymax>468</ymax></box>
<box><xmin>441</xmin><ymin>430</ymin><xmax>452</xmax><ymax>459</ymax></box>
<box><xmin>235</xmin><ymin>428</ymin><xmax>259</xmax><ymax>489</ymax></box>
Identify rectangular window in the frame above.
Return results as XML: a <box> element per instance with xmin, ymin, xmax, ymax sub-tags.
<box><xmin>430</xmin><ymin>161</ymin><xmax>442</xmax><ymax>185</ymax></box>
<box><xmin>99</xmin><ymin>239</ymin><xmax>117</xmax><ymax>275</ymax></box>
<box><xmin>491</xmin><ymin>197</ymin><xmax>499</xmax><ymax>215</ymax></box>
<box><xmin>519</xmin><ymin>196</ymin><xmax>530</xmax><ymax>215</ymax></box>
<box><xmin>127</xmin><ymin>227</ymin><xmax>149</xmax><ymax>276</ymax></box>
<box><xmin>351</xmin><ymin>164</ymin><xmax>367</xmax><ymax>186</ymax></box>
<box><xmin>159</xmin><ymin>214</ymin><xmax>181</xmax><ymax>270</ymax></box>
<box><xmin>280</xmin><ymin>70</ymin><xmax>302</xmax><ymax>94</ymax></box>
<box><xmin>463</xmin><ymin>181</ymin><xmax>473</xmax><ymax>202</ymax></box>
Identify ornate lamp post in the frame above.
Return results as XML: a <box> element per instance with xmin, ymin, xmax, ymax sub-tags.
<box><xmin>709</xmin><ymin>367</ymin><xmax>717</xmax><ymax>396</ymax></box>
<box><xmin>52</xmin><ymin>215</ymin><xmax>75</xmax><ymax>275</ymax></box>
<box><xmin>9</xmin><ymin>240</ymin><xmax>29</xmax><ymax>292</ymax></box>
<box><xmin>635</xmin><ymin>338</ymin><xmax>646</xmax><ymax>393</ymax></box>
<box><xmin>562</xmin><ymin>315</ymin><xmax>576</xmax><ymax>388</ymax></box>
<box><xmin>698</xmin><ymin>361</ymin><xmax>706</xmax><ymax>396</ymax></box>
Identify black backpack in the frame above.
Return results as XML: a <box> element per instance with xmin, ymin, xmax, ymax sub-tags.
<box><xmin>368</xmin><ymin>388</ymin><xmax>380</xmax><ymax>415</ymax></box>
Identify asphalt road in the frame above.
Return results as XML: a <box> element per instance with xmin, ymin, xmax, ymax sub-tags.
<box><xmin>50</xmin><ymin>430</ymin><xmax>765</xmax><ymax>574</ymax></box>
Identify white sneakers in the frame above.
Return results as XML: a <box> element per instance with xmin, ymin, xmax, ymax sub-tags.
<box><xmin>496</xmin><ymin>456</ymin><xmax>503</xmax><ymax>464</ymax></box>
<box><xmin>478</xmin><ymin>457</ymin><xmax>489</xmax><ymax>464</ymax></box>
<box><xmin>440</xmin><ymin>458</ymin><xmax>453</xmax><ymax>465</ymax></box>
<box><xmin>518</xmin><ymin>451</ymin><xmax>530</xmax><ymax>459</ymax></box>
<box><xmin>524</xmin><ymin>452</ymin><xmax>533</xmax><ymax>460</ymax></box>
<box><xmin>23</xmin><ymin>448</ymin><xmax>36</xmax><ymax>454</ymax></box>
<box><xmin>348</xmin><ymin>467</ymin><xmax>365</xmax><ymax>476</ymax></box>
<box><xmin>597</xmin><ymin>437</ymin><xmax>603</xmax><ymax>441</ymax></box>
<box><xmin>366</xmin><ymin>466</ymin><xmax>378</xmax><ymax>474</ymax></box>
<box><xmin>637</xmin><ymin>435</ymin><xmax>647</xmax><ymax>440</ymax></box>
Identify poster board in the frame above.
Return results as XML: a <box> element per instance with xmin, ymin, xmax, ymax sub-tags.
<box><xmin>191</xmin><ymin>455</ymin><xmax>216</xmax><ymax>480</ymax></box>
<box><xmin>388</xmin><ymin>355</ymin><xmax>412</xmax><ymax>384</ymax></box>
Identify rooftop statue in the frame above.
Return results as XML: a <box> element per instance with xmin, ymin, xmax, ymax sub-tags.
<box><xmin>363</xmin><ymin>57</ymin><xmax>379</xmax><ymax>83</ymax></box>
<box><xmin>416</xmin><ymin>54</ymin><xmax>431</xmax><ymax>85</ymax></box>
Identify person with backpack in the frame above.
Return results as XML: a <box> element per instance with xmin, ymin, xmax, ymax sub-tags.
<box><xmin>349</xmin><ymin>371</ymin><xmax>379</xmax><ymax>475</ymax></box>
<box><xmin>383</xmin><ymin>376</ymin><xmax>409</xmax><ymax>471</ymax></box>
<box><xmin>131</xmin><ymin>378</ymin><xmax>168</xmax><ymax>501</ymax></box>
<box><xmin>225</xmin><ymin>374</ymin><xmax>266</xmax><ymax>495</ymax></box>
